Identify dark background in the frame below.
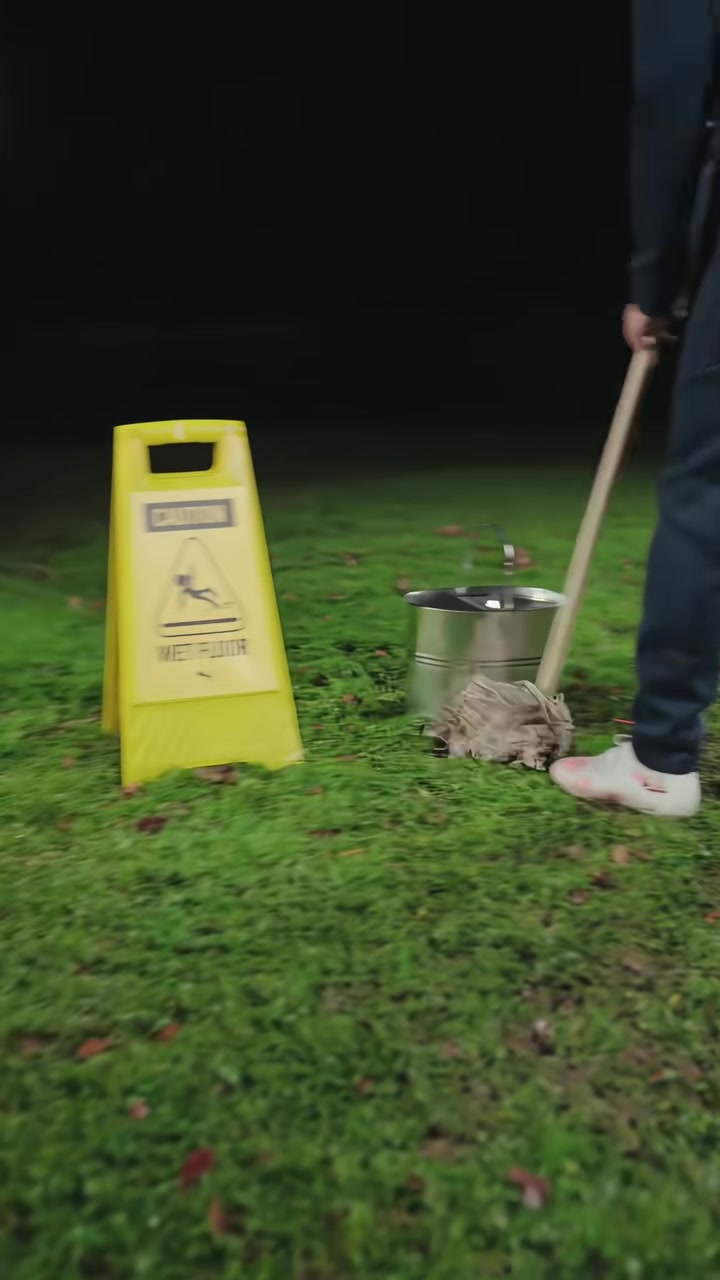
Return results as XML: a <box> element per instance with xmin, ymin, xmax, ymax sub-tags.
<box><xmin>1</xmin><ymin>4</ymin><xmax>674</xmax><ymax>480</ymax></box>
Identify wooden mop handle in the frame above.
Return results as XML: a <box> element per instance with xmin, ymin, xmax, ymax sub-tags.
<box><xmin>536</xmin><ymin>348</ymin><xmax>657</xmax><ymax>696</ymax></box>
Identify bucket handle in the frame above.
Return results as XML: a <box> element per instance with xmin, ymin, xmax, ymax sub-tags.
<box><xmin>463</xmin><ymin>523</ymin><xmax>516</xmax><ymax>577</ymax></box>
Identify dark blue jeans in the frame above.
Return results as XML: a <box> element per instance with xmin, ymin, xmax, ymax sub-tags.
<box><xmin>633</xmin><ymin>238</ymin><xmax>720</xmax><ymax>774</ymax></box>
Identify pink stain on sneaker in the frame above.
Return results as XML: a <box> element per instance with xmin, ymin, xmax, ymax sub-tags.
<box><xmin>560</xmin><ymin>758</ymin><xmax>591</xmax><ymax>773</ymax></box>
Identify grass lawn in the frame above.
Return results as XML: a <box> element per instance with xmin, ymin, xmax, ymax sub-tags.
<box><xmin>2</xmin><ymin>462</ymin><xmax>720</xmax><ymax>1280</ymax></box>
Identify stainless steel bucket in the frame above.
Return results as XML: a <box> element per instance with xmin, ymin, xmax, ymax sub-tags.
<box><xmin>404</xmin><ymin>527</ymin><xmax>563</xmax><ymax>721</ymax></box>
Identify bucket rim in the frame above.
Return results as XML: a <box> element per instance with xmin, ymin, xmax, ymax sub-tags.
<box><xmin>404</xmin><ymin>585</ymin><xmax>565</xmax><ymax>613</ymax></box>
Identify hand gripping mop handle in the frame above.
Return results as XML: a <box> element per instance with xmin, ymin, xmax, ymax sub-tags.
<box><xmin>536</xmin><ymin>348</ymin><xmax>657</xmax><ymax>697</ymax></box>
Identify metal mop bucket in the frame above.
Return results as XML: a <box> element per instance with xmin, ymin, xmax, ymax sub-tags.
<box><xmin>405</xmin><ymin>526</ymin><xmax>563</xmax><ymax>721</ymax></box>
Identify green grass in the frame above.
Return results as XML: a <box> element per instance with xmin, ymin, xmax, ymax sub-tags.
<box><xmin>2</xmin><ymin>464</ymin><xmax>720</xmax><ymax>1280</ymax></box>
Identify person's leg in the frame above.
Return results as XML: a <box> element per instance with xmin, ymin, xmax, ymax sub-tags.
<box><xmin>550</xmin><ymin>235</ymin><xmax>720</xmax><ymax>817</ymax></box>
<box><xmin>633</xmin><ymin>240</ymin><xmax>720</xmax><ymax>775</ymax></box>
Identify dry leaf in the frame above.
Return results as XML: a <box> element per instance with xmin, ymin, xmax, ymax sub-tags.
<box><xmin>531</xmin><ymin>1019</ymin><xmax>555</xmax><ymax>1054</ymax></box>
<box><xmin>591</xmin><ymin>871</ymin><xmax>615</xmax><ymax>890</ymax></box>
<box><xmin>563</xmin><ymin>845</ymin><xmax>586</xmax><ymax>861</ymax></box>
<box><xmin>129</xmin><ymin>1098</ymin><xmax>151</xmax><ymax>1120</ymax></box>
<box><xmin>57</xmin><ymin>818</ymin><xmax>75</xmax><ymax>832</ymax></box>
<box><xmin>343</xmin><ymin>552</ymin><xmax>361</xmax><ymax>567</ymax></box>
<box><xmin>336</xmin><ymin>848</ymin><xmax>364</xmax><ymax>858</ymax></box>
<box><xmin>355</xmin><ymin>1076</ymin><xmax>375</xmax><ymax>1094</ymax></box>
<box><xmin>704</xmin><ymin>911</ymin><xmax>720</xmax><ymax>924</ymax></box>
<box><xmin>341</xmin><ymin>693</ymin><xmax>358</xmax><ymax>704</ymax></box>
<box><xmin>569</xmin><ymin>890</ymin><xmax>591</xmax><ymax>906</ymax></box>
<box><xmin>611</xmin><ymin>845</ymin><xmax>633</xmax><ymax>866</ymax></box>
<box><xmin>61</xmin><ymin>756</ymin><xmax>76</xmax><ymax>769</ymax></box>
<box><xmin>395</xmin><ymin>577</ymin><xmax>412</xmax><ymax>593</ymax></box>
<box><xmin>309</xmin><ymin>828</ymin><xmax>343</xmax><ymax>839</ymax></box>
<box><xmin>156</xmin><ymin>1022</ymin><xmax>182</xmax><ymax>1043</ymax></box>
<box><xmin>435</xmin><ymin>525</ymin><xmax>464</xmax><ymax>537</ymax></box>
<box><xmin>336</xmin><ymin>754</ymin><xmax>359</xmax><ymax>763</ymax></box>
<box><xmin>76</xmin><ymin>1037</ymin><xmax>114</xmax><ymax>1061</ymax></box>
<box><xmin>440</xmin><ymin>1041</ymin><xmax>464</xmax><ymax>1060</ymax></box>
<box><xmin>122</xmin><ymin>783</ymin><xmax>143</xmax><ymax>798</ymax></box>
<box><xmin>208</xmin><ymin>1198</ymin><xmax>232</xmax><ymax>1237</ymax></box>
<box><xmin>21</xmin><ymin>1037</ymin><xmax>51</xmax><ymax>1055</ymax></box>
<box><xmin>67</xmin><ymin>596</ymin><xmax>84</xmax><ymax>609</ymax></box>
<box><xmin>421</xmin><ymin>1138</ymin><xmax>460</xmax><ymax>1163</ymax></box>
<box><xmin>508</xmin><ymin>1166</ymin><xmax>551</xmax><ymax>1209</ymax></box>
<box><xmin>375</xmin><ymin>649</ymin><xmax>389</xmax><ymax>657</ymax></box>
<box><xmin>515</xmin><ymin>547</ymin><xmax>535</xmax><ymax>569</ymax></box>
<box><xmin>327</xmin><ymin>594</ymin><xmax>347</xmax><ymax>601</ymax></box>
<box><xmin>180</xmin><ymin>1148</ymin><xmax>216</xmax><ymax>1187</ymax></box>
<box><xmin>194</xmin><ymin>765</ymin><xmax>239</xmax><ymax>785</ymax></box>
<box><xmin>280</xmin><ymin>592</ymin><xmax>300</xmax><ymax>602</ymax></box>
<box><xmin>307</xmin><ymin>786</ymin><xmax>325</xmax><ymax>795</ymax></box>
<box><xmin>136</xmin><ymin>815</ymin><xmax>168</xmax><ymax>835</ymax></box>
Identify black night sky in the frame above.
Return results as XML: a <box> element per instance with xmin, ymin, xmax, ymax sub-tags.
<box><xmin>2</xmin><ymin>4</ymin><xmax>652</xmax><ymax>470</ymax></box>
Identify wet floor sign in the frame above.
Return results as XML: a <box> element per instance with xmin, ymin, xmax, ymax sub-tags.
<box><xmin>102</xmin><ymin>420</ymin><xmax>302</xmax><ymax>785</ymax></box>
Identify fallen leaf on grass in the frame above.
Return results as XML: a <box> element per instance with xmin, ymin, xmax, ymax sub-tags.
<box><xmin>395</xmin><ymin>577</ymin><xmax>412</xmax><ymax>594</ymax></box>
<box><xmin>355</xmin><ymin>1076</ymin><xmax>375</xmax><ymax>1094</ymax></box>
<box><xmin>421</xmin><ymin>1138</ymin><xmax>461</xmax><ymax>1163</ymax></box>
<box><xmin>136</xmin><ymin>815</ymin><xmax>169</xmax><ymax>835</ymax></box>
<box><xmin>129</xmin><ymin>1098</ymin><xmax>151</xmax><ymax>1120</ymax></box>
<box><xmin>336</xmin><ymin>848</ymin><xmax>364</xmax><ymax>858</ymax></box>
<box><xmin>563</xmin><ymin>845</ymin><xmax>586</xmax><ymax>861</ymax></box>
<box><xmin>57</xmin><ymin>818</ymin><xmax>75</xmax><ymax>832</ymax></box>
<box><xmin>208</xmin><ymin>1198</ymin><xmax>233</xmax><ymax>1237</ymax></box>
<box><xmin>309</xmin><ymin>828</ymin><xmax>343</xmax><ymax>839</ymax></box>
<box><xmin>569</xmin><ymin>890</ymin><xmax>591</xmax><ymax>906</ymax></box>
<box><xmin>280</xmin><ymin>592</ymin><xmax>300</xmax><ymax>602</ymax></box>
<box><xmin>530</xmin><ymin>1019</ymin><xmax>555</xmax><ymax>1054</ymax></box>
<box><xmin>180</xmin><ymin>1148</ymin><xmax>215</xmax><ymax>1187</ymax></box>
<box><xmin>375</xmin><ymin>648</ymin><xmax>389</xmax><ymax>657</ymax></box>
<box><xmin>649</xmin><ymin>1069</ymin><xmax>669</xmax><ymax>1085</ymax></box>
<box><xmin>21</xmin><ymin>1037</ymin><xmax>52</xmax><ymax>1056</ymax></box>
<box><xmin>341</xmin><ymin>693</ymin><xmax>359</xmax><ymax>704</ymax></box>
<box><xmin>122</xmin><ymin>783</ymin><xmax>143</xmax><ymax>798</ymax></box>
<box><xmin>76</xmin><ymin>1037</ymin><xmax>114</xmax><ymax>1061</ymax></box>
<box><xmin>336</xmin><ymin>754</ymin><xmax>360</xmax><ymax>763</ymax></box>
<box><xmin>508</xmin><ymin>1166</ymin><xmax>551</xmax><ymax>1209</ymax></box>
<box><xmin>621</xmin><ymin>953</ymin><xmax>649</xmax><ymax>975</ymax></box>
<box><xmin>435</xmin><ymin>525</ymin><xmax>464</xmax><ymax>537</ymax></box>
<box><xmin>61</xmin><ymin>756</ymin><xmax>76</xmax><ymax>769</ymax></box>
<box><xmin>343</xmin><ymin>552</ymin><xmax>361</xmax><ymax>567</ymax></box>
<box><xmin>156</xmin><ymin>1022</ymin><xmax>182</xmax><ymax>1043</ymax></box>
<box><xmin>67</xmin><ymin>596</ymin><xmax>84</xmax><ymax>610</ymax></box>
<box><xmin>440</xmin><ymin>1041</ymin><xmax>464</xmax><ymax>1060</ymax></box>
<box><xmin>611</xmin><ymin>845</ymin><xmax>633</xmax><ymax>865</ymax></box>
<box><xmin>704</xmin><ymin>911</ymin><xmax>720</xmax><ymax>924</ymax></box>
<box><xmin>327</xmin><ymin>593</ymin><xmax>347</xmax><ymax>602</ymax></box>
<box><xmin>514</xmin><ymin>547</ymin><xmax>535</xmax><ymax>569</ymax></box>
<box><xmin>591</xmin><ymin>871</ymin><xmax>616</xmax><ymax>890</ymax></box>
<box><xmin>307</xmin><ymin>786</ymin><xmax>325</xmax><ymax>795</ymax></box>
<box><xmin>194</xmin><ymin>765</ymin><xmax>239</xmax><ymax>785</ymax></box>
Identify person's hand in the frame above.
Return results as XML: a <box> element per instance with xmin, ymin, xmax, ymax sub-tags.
<box><xmin>622</xmin><ymin>304</ymin><xmax>667</xmax><ymax>355</ymax></box>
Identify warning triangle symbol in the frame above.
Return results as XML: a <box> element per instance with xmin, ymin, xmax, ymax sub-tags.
<box><xmin>155</xmin><ymin>536</ymin><xmax>245</xmax><ymax>639</ymax></box>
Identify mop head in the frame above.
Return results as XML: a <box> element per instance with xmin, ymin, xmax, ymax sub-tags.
<box><xmin>431</xmin><ymin>675</ymin><xmax>575</xmax><ymax>771</ymax></box>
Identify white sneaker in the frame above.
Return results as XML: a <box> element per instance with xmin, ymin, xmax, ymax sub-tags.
<box><xmin>549</xmin><ymin>739</ymin><xmax>700</xmax><ymax>818</ymax></box>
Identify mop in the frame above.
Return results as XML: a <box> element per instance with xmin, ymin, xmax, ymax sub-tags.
<box><xmin>432</xmin><ymin>349</ymin><xmax>657</xmax><ymax>769</ymax></box>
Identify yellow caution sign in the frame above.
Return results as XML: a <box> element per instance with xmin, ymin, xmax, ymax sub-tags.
<box><xmin>102</xmin><ymin>420</ymin><xmax>302</xmax><ymax>785</ymax></box>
